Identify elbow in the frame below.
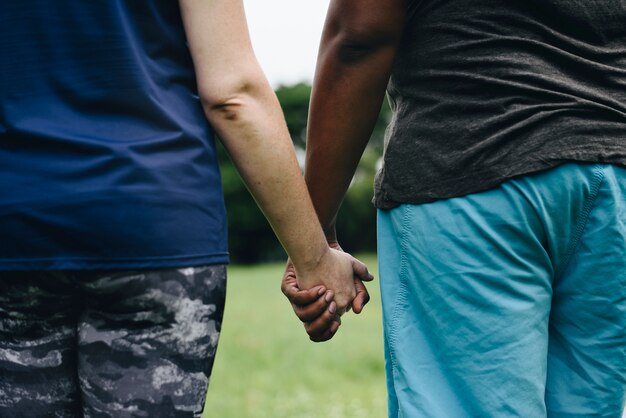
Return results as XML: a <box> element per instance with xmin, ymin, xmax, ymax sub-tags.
<box><xmin>330</xmin><ymin>27</ymin><xmax>401</xmax><ymax>64</ymax></box>
<box><xmin>198</xmin><ymin>72</ymin><xmax>269</xmax><ymax>123</ymax></box>
<box><xmin>321</xmin><ymin>6</ymin><xmax>405</xmax><ymax>65</ymax></box>
<box><xmin>201</xmin><ymin>91</ymin><xmax>248</xmax><ymax>123</ymax></box>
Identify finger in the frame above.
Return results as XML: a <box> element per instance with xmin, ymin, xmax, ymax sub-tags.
<box><xmin>309</xmin><ymin>320</ymin><xmax>340</xmax><ymax>343</ymax></box>
<box><xmin>351</xmin><ymin>278</ymin><xmax>371</xmax><ymax>314</ymax></box>
<box><xmin>280</xmin><ymin>262</ymin><xmax>298</xmax><ymax>297</ymax></box>
<box><xmin>351</xmin><ymin>258</ymin><xmax>374</xmax><ymax>282</ymax></box>
<box><xmin>284</xmin><ymin>283</ymin><xmax>329</xmax><ymax>306</ymax></box>
<box><xmin>337</xmin><ymin>304</ymin><xmax>351</xmax><ymax>315</ymax></box>
<box><xmin>281</xmin><ymin>268</ymin><xmax>327</xmax><ymax>302</ymax></box>
<box><xmin>293</xmin><ymin>290</ymin><xmax>334</xmax><ymax>322</ymax></box>
<box><xmin>327</xmin><ymin>240</ymin><xmax>343</xmax><ymax>251</ymax></box>
<box><xmin>304</xmin><ymin>301</ymin><xmax>339</xmax><ymax>341</ymax></box>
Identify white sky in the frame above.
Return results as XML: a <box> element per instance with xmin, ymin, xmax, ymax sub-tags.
<box><xmin>243</xmin><ymin>0</ymin><xmax>330</xmax><ymax>87</ymax></box>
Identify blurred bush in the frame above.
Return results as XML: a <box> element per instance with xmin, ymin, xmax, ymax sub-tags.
<box><xmin>219</xmin><ymin>82</ymin><xmax>390</xmax><ymax>263</ymax></box>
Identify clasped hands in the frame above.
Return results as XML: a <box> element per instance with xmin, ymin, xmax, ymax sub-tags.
<box><xmin>281</xmin><ymin>242</ymin><xmax>373</xmax><ymax>342</ymax></box>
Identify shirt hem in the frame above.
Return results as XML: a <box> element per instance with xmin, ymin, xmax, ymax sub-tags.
<box><xmin>375</xmin><ymin>157</ymin><xmax>626</xmax><ymax>209</ymax></box>
<box><xmin>0</xmin><ymin>253</ymin><xmax>230</xmax><ymax>272</ymax></box>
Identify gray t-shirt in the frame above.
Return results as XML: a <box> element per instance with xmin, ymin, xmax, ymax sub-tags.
<box><xmin>374</xmin><ymin>0</ymin><xmax>626</xmax><ymax>208</ymax></box>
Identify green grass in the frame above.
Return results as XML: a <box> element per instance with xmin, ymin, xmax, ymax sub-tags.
<box><xmin>204</xmin><ymin>254</ymin><xmax>386</xmax><ymax>418</ymax></box>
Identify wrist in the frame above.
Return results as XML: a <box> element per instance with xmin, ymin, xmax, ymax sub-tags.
<box><xmin>293</xmin><ymin>240</ymin><xmax>330</xmax><ymax>274</ymax></box>
<box><xmin>323</xmin><ymin>224</ymin><xmax>338</xmax><ymax>245</ymax></box>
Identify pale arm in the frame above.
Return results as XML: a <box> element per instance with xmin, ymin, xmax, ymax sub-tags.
<box><xmin>179</xmin><ymin>0</ymin><xmax>371</xmax><ymax>308</ymax></box>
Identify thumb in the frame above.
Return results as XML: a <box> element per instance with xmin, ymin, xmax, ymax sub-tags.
<box><xmin>351</xmin><ymin>257</ymin><xmax>374</xmax><ymax>282</ymax></box>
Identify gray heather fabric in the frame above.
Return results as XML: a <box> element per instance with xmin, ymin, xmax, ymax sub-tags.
<box><xmin>374</xmin><ymin>0</ymin><xmax>626</xmax><ymax>208</ymax></box>
<box><xmin>0</xmin><ymin>265</ymin><xmax>226</xmax><ymax>418</ymax></box>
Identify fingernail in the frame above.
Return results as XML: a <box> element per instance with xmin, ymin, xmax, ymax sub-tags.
<box><xmin>318</xmin><ymin>287</ymin><xmax>326</xmax><ymax>295</ymax></box>
<box><xmin>328</xmin><ymin>302</ymin><xmax>336</xmax><ymax>314</ymax></box>
<box><xmin>324</xmin><ymin>292</ymin><xmax>333</xmax><ymax>303</ymax></box>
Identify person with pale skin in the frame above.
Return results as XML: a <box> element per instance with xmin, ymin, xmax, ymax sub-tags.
<box><xmin>180</xmin><ymin>0</ymin><xmax>372</xmax><ymax>303</ymax></box>
<box><xmin>283</xmin><ymin>0</ymin><xmax>626</xmax><ymax>416</ymax></box>
<box><xmin>0</xmin><ymin>1</ymin><xmax>370</xmax><ymax>416</ymax></box>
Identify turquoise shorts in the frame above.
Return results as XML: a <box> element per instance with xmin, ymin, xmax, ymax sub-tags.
<box><xmin>378</xmin><ymin>163</ymin><xmax>626</xmax><ymax>417</ymax></box>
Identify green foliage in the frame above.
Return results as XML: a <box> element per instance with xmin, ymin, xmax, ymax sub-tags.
<box><xmin>335</xmin><ymin>148</ymin><xmax>379</xmax><ymax>254</ymax></box>
<box><xmin>275</xmin><ymin>82</ymin><xmax>312</xmax><ymax>149</ymax></box>
<box><xmin>219</xmin><ymin>82</ymin><xmax>389</xmax><ymax>263</ymax></box>
<box><xmin>204</xmin><ymin>256</ymin><xmax>385</xmax><ymax>418</ymax></box>
<box><xmin>218</xmin><ymin>143</ymin><xmax>287</xmax><ymax>264</ymax></box>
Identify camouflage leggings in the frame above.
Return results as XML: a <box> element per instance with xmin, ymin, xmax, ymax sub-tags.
<box><xmin>0</xmin><ymin>265</ymin><xmax>226</xmax><ymax>418</ymax></box>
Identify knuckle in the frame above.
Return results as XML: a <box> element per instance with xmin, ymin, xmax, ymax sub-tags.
<box><xmin>299</xmin><ymin>313</ymin><xmax>314</xmax><ymax>323</ymax></box>
<box><xmin>310</xmin><ymin>334</ymin><xmax>328</xmax><ymax>343</ymax></box>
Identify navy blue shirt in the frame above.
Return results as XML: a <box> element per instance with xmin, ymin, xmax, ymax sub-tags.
<box><xmin>0</xmin><ymin>1</ymin><xmax>229</xmax><ymax>270</ymax></box>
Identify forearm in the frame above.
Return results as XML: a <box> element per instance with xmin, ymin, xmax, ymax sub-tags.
<box><xmin>180</xmin><ymin>0</ymin><xmax>331</xmax><ymax>272</ymax></box>
<box><xmin>305</xmin><ymin>0</ymin><xmax>404</xmax><ymax>236</ymax></box>
<box><xmin>205</xmin><ymin>82</ymin><xmax>329</xmax><ymax>271</ymax></box>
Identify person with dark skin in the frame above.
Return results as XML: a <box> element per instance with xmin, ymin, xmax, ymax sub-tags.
<box><xmin>283</xmin><ymin>0</ymin><xmax>626</xmax><ymax>416</ymax></box>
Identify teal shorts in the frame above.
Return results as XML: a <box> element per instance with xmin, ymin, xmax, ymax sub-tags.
<box><xmin>378</xmin><ymin>163</ymin><xmax>626</xmax><ymax>417</ymax></box>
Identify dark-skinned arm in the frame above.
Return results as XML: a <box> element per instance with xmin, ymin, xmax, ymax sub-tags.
<box><xmin>282</xmin><ymin>0</ymin><xmax>407</xmax><ymax>341</ymax></box>
<box><xmin>306</xmin><ymin>0</ymin><xmax>406</xmax><ymax>240</ymax></box>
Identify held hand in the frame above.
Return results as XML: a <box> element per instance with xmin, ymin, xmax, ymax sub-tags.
<box><xmin>294</xmin><ymin>247</ymin><xmax>372</xmax><ymax>314</ymax></box>
<box><xmin>281</xmin><ymin>263</ymin><xmax>341</xmax><ymax>342</ymax></box>
<box><xmin>325</xmin><ymin>240</ymin><xmax>371</xmax><ymax>314</ymax></box>
<box><xmin>281</xmin><ymin>248</ymin><xmax>373</xmax><ymax>342</ymax></box>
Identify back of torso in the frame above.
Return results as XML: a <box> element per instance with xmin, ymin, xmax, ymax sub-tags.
<box><xmin>375</xmin><ymin>0</ymin><xmax>626</xmax><ymax>207</ymax></box>
<box><xmin>0</xmin><ymin>1</ymin><xmax>228</xmax><ymax>269</ymax></box>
